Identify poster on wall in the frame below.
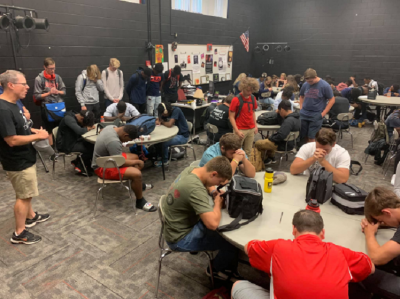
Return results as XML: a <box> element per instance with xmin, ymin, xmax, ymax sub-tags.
<box><xmin>194</xmin><ymin>55</ymin><xmax>199</xmax><ymax>64</ymax></box>
<box><xmin>228</xmin><ymin>51</ymin><xmax>233</xmax><ymax>62</ymax></box>
<box><xmin>213</xmin><ymin>74</ymin><xmax>219</xmax><ymax>82</ymax></box>
<box><xmin>206</xmin><ymin>54</ymin><xmax>213</xmax><ymax>74</ymax></box>
<box><xmin>155</xmin><ymin>45</ymin><xmax>164</xmax><ymax>63</ymax></box>
<box><xmin>218</xmin><ymin>56</ymin><xmax>226</xmax><ymax>71</ymax></box>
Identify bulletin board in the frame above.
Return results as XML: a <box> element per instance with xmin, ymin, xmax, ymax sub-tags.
<box><xmin>168</xmin><ymin>44</ymin><xmax>233</xmax><ymax>86</ymax></box>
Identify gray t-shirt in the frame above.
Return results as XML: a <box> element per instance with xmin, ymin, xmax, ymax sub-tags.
<box><xmin>91</xmin><ymin>126</ymin><xmax>122</xmax><ymax>169</ymax></box>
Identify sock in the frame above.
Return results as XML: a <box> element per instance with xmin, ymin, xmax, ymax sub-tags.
<box><xmin>136</xmin><ymin>198</ymin><xmax>147</xmax><ymax>209</ymax></box>
<box><xmin>14</xmin><ymin>231</ymin><xmax>19</xmax><ymax>236</ymax></box>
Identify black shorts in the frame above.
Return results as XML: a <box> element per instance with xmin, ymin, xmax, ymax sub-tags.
<box><xmin>41</xmin><ymin>106</ymin><xmax>59</xmax><ymax>135</ymax></box>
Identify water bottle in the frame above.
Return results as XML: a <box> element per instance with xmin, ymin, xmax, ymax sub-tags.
<box><xmin>100</xmin><ymin>116</ymin><xmax>105</xmax><ymax>123</ymax></box>
<box><xmin>264</xmin><ymin>168</ymin><xmax>274</xmax><ymax>193</ymax></box>
<box><xmin>306</xmin><ymin>199</ymin><xmax>321</xmax><ymax>213</ymax></box>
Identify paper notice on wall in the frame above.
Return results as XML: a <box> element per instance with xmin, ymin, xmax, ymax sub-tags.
<box><xmin>193</xmin><ymin>65</ymin><xmax>201</xmax><ymax>74</ymax></box>
<box><xmin>218</xmin><ymin>56</ymin><xmax>226</xmax><ymax>72</ymax></box>
<box><xmin>205</xmin><ymin>54</ymin><xmax>213</xmax><ymax>74</ymax></box>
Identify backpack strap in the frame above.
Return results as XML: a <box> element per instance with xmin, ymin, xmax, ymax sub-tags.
<box><xmin>217</xmin><ymin>198</ymin><xmax>260</xmax><ymax>233</ymax></box>
<box><xmin>82</xmin><ymin>74</ymin><xmax>87</xmax><ymax>92</ymax></box>
<box><xmin>350</xmin><ymin>160</ymin><xmax>363</xmax><ymax>176</ymax></box>
<box><xmin>236</xmin><ymin>94</ymin><xmax>244</xmax><ymax>119</ymax></box>
<box><xmin>106</xmin><ymin>69</ymin><xmax>122</xmax><ymax>87</ymax></box>
<box><xmin>106</xmin><ymin>69</ymin><xmax>109</xmax><ymax>81</ymax></box>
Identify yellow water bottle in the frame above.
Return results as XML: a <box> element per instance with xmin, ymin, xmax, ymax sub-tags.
<box><xmin>264</xmin><ymin>168</ymin><xmax>274</xmax><ymax>193</ymax></box>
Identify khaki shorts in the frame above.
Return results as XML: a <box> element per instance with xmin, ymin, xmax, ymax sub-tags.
<box><xmin>7</xmin><ymin>164</ymin><xmax>39</xmax><ymax>199</ymax></box>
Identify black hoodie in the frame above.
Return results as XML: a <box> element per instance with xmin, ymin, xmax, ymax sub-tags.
<box><xmin>269</xmin><ymin>111</ymin><xmax>301</xmax><ymax>151</ymax></box>
<box><xmin>56</xmin><ymin>111</ymin><xmax>88</xmax><ymax>153</ymax></box>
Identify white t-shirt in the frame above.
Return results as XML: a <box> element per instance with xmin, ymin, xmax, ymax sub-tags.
<box><xmin>296</xmin><ymin>142</ymin><xmax>351</xmax><ymax>171</ymax></box>
<box><xmin>368</xmin><ymin>80</ymin><xmax>378</xmax><ymax>90</ymax></box>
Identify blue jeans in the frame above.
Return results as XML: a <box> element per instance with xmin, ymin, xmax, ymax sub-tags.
<box><xmin>259</xmin><ymin>97</ymin><xmax>274</xmax><ymax>105</ymax></box>
<box><xmin>167</xmin><ymin>221</ymin><xmax>238</xmax><ymax>272</ymax></box>
<box><xmin>162</xmin><ymin>135</ymin><xmax>189</xmax><ymax>161</ymax></box>
<box><xmin>300</xmin><ymin>111</ymin><xmax>323</xmax><ymax>140</ymax></box>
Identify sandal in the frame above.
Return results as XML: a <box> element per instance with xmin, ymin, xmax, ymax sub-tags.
<box><xmin>141</xmin><ymin>202</ymin><xmax>157</xmax><ymax>212</ymax></box>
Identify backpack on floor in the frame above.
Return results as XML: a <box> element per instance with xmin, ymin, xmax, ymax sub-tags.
<box><xmin>127</xmin><ymin>114</ymin><xmax>156</xmax><ymax>136</ymax></box>
<box><xmin>306</xmin><ymin>166</ymin><xmax>333</xmax><ymax>204</ymax></box>
<box><xmin>322</xmin><ymin>119</ymin><xmax>349</xmax><ymax>130</ymax></box>
<box><xmin>257</xmin><ymin>111</ymin><xmax>279</xmax><ymax>125</ymax></box>
<box><xmin>171</xmin><ymin>146</ymin><xmax>185</xmax><ymax>160</ymax></box>
<box><xmin>218</xmin><ymin>176</ymin><xmax>263</xmax><ymax>233</ymax></box>
<box><xmin>331</xmin><ymin>183</ymin><xmax>367</xmax><ymax>215</ymax></box>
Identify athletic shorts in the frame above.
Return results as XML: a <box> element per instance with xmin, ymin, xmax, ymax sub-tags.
<box><xmin>94</xmin><ymin>153</ymin><xmax>128</xmax><ymax>180</ymax></box>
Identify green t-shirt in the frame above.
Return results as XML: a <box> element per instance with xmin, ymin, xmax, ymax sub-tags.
<box><xmin>162</xmin><ymin>166</ymin><xmax>213</xmax><ymax>243</ymax></box>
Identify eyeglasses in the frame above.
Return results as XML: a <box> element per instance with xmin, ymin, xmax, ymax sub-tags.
<box><xmin>13</xmin><ymin>83</ymin><xmax>29</xmax><ymax>86</ymax></box>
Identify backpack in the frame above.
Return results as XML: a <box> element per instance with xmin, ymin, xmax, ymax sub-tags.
<box><xmin>33</xmin><ymin>74</ymin><xmax>62</xmax><ymax>106</ymax></box>
<box><xmin>331</xmin><ymin>183</ymin><xmax>367</xmax><ymax>215</ymax></box>
<box><xmin>378</xmin><ymin>82</ymin><xmax>384</xmax><ymax>95</ymax></box>
<box><xmin>171</xmin><ymin>146</ymin><xmax>185</xmax><ymax>160</ymax></box>
<box><xmin>127</xmin><ymin>114</ymin><xmax>156</xmax><ymax>136</ymax></box>
<box><xmin>305</xmin><ymin>166</ymin><xmax>333</xmax><ymax>204</ymax></box>
<box><xmin>236</xmin><ymin>94</ymin><xmax>256</xmax><ymax>119</ymax></box>
<box><xmin>322</xmin><ymin>119</ymin><xmax>349</xmax><ymax>130</ymax></box>
<box><xmin>43</xmin><ymin>102</ymin><xmax>66</xmax><ymax>122</ymax></box>
<box><xmin>371</xmin><ymin>121</ymin><xmax>389</xmax><ymax>143</ymax></box>
<box><xmin>217</xmin><ymin>176</ymin><xmax>263</xmax><ymax>233</ymax></box>
<box><xmin>249</xmin><ymin>147</ymin><xmax>264</xmax><ymax>172</ymax></box>
<box><xmin>165</xmin><ymin>68</ymin><xmax>180</xmax><ymax>83</ymax></box>
<box><xmin>256</xmin><ymin>111</ymin><xmax>279</xmax><ymax>125</ymax></box>
<box><xmin>105</xmin><ymin>69</ymin><xmax>122</xmax><ymax>86</ymax></box>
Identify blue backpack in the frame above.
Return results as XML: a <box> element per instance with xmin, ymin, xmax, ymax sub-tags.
<box><xmin>127</xmin><ymin>114</ymin><xmax>156</xmax><ymax>136</ymax></box>
<box><xmin>44</xmin><ymin>102</ymin><xmax>66</xmax><ymax>122</ymax></box>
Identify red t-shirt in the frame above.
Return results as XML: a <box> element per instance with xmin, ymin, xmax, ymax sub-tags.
<box><xmin>229</xmin><ymin>93</ymin><xmax>258</xmax><ymax>130</ymax></box>
<box><xmin>247</xmin><ymin>235</ymin><xmax>373</xmax><ymax>299</ymax></box>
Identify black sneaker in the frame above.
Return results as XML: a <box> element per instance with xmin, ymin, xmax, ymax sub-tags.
<box><xmin>10</xmin><ymin>229</ymin><xmax>42</xmax><ymax>245</ymax></box>
<box><xmin>265</xmin><ymin>157</ymin><xmax>276</xmax><ymax>165</ymax></box>
<box><xmin>25</xmin><ymin>212</ymin><xmax>50</xmax><ymax>228</ymax></box>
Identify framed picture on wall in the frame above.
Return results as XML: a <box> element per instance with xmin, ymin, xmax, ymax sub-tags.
<box><xmin>226</xmin><ymin>74</ymin><xmax>231</xmax><ymax>80</ymax></box>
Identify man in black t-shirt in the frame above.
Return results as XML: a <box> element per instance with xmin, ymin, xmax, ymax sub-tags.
<box><xmin>360</xmin><ymin>187</ymin><xmax>400</xmax><ymax>297</ymax></box>
<box><xmin>0</xmin><ymin>70</ymin><xmax>51</xmax><ymax>245</ymax></box>
<box><xmin>207</xmin><ymin>95</ymin><xmax>234</xmax><ymax>142</ymax></box>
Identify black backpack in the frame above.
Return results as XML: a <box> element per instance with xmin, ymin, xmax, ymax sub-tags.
<box><xmin>305</xmin><ymin>167</ymin><xmax>333</xmax><ymax>204</ymax></box>
<box><xmin>218</xmin><ymin>176</ymin><xmax>263</xmax><ymax>233</ymax></box>
<box><xmin>257</xmin><ymin>111</ymin><xmax>279</xmax><ymax>125</ymax></box>
<box><xmin>331</xmin><ymin>183</ymin><xmax>367</xmax><ymax>215</ymax></box>
<box><xmin>236</xmin><ymin>94</ymin><xmax>256</xmax><ymax>119</ymax></box>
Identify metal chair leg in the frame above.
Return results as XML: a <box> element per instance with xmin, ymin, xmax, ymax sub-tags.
<box><xmin>79</xmin><ymin>155</ymin><xmax>89</xmax><ymax>177</ymax></box>
<box><xmin>349</xmin><ymin>132</ymin><xmax>354</xmax><ymax>149</ymax></box>
<box><xmin>37</xmin><ymin>151</ymin><xmax>49</xmax><ymax>173</ymax></box>
<box><xmin>128</xmin><ymin>180</ymin><xmax>137</xmax><ymax>215</ymax></box>
<box><xmin>93</xmin><ymin>187</ymin><xmax>103</xmax><ymax>218</ymax></box>
<box><xmin>205</xmin><ymin>252</ymin><xmax>215</xmax><ymax>289</ymax></box>
<box><xmin>155</xmin><ymin>250</ymin><xmax>165</xmax><ymax>299</ymax></box>
<box><xmin>279</xmin><ymin>155</ymin><xmax>284</xmax><ymax>170</ymax></box>
<box><xmin>192</xmin><ymin>147</ymin><xmax>197</xmax><ymax>160</ymax></box>
<box><xmin>63</xmin><ymin>155</ymin><xmax>66</xmax><ymax>169</ymax></box>
<box><xmin>52</xmin><ymin>158</ymin><xmax>56</xmax><ymax>180</ymax></box>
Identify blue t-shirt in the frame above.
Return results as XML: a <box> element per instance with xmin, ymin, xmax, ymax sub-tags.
<box><xmin>171</xmin><ymin>107</ymin><xmax>189</xmax><ymax>138</ymax></box>
<box><xmin>199</xmin><ymin>142</ymin><xmax>247</xmax><ymax>167</ymax></box>
<box><xmin>147</xmin><ymin>71</ymin><xmax>164</xmax><ymax>97</ymax></box>
<box><xmin>300</xmin><ymin>79</ymin><xmax>333</xmax><ymax>116</ymax></box>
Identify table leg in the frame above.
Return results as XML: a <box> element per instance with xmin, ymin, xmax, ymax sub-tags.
<box><xmin>161</xmin><ymin>144</ymin><xmax>165</xmax><ymax>180</ymax></box>
<box><xmin>192</xmin><ymin>108</ymin><xmax>196</xmax><ymax>143</ymax></box>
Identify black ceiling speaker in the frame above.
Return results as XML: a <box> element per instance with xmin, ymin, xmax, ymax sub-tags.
<box><xmin>33</xmin><ymin>18</ymin><xmax>49</xmax><ymax>31</ymax></box>
<box><xmin>262</xmin><ymin>44</ymin><xmax>269</xmax><ymax>52</ymax></box>
<box><xmin>275</xmin><ymin>45</ymin><xmax>283</xmax><ymax>52</ymax></box>
<box><xmin>14</xmin><ymin>15</ymin><xmax>36</xmax><ymax>31</ymax></box>
<box><xmin>284</xmin><ymin>45</ymin><xmax>291</xmax><ymax>52</ymax></box>
<box><xmin>0</xmin><ymin>14</ymin><xmax>11</xmax><ymax>30</ymax></box>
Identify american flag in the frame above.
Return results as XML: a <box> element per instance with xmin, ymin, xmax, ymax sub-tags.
<box><xmin>240</xmin><ymin>30</ymin><xmax>249</xmax><ymax>52</ymax></box>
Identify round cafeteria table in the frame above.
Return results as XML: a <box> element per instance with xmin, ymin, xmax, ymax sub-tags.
<box><xmin>82</xmin><ymin>123</ymin><xmax>179</xmax><ymax>180</ymax></box>
<box><xmin>358</xmin><ymin>95</ymin><xmax>400</xmax><ymax>107</ymax></box>
<box><xmin>218</xmin><ymin>172</ymin><xmax>393</xmax><ymax>253</ymax></box>
<box><xmin>255</xmin><ymin>110</ymin><xmax>281</xmax><ymax>139</ymax></box>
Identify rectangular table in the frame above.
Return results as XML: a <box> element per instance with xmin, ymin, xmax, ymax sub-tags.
<box><xmin>218</xmin><ymin>172</ymin><xmax>393</xmax><ymax>253</ymax></box>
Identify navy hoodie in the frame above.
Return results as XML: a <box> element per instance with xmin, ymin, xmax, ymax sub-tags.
<box><xmin>125</xmin><ymin>68</ymin><xmax>148</xmax><ymax>104</ymax></box>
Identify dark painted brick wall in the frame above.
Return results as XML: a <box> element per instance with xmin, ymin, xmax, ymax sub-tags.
<box><xmin>253</xmin><ymin>0</ymin><xmax>400</xmax><ymax>88</ymax></box>
<box><xmin>0</xmin><ymin>0</ymin><xmax>264</xmax><ymax>126</ymax></box>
